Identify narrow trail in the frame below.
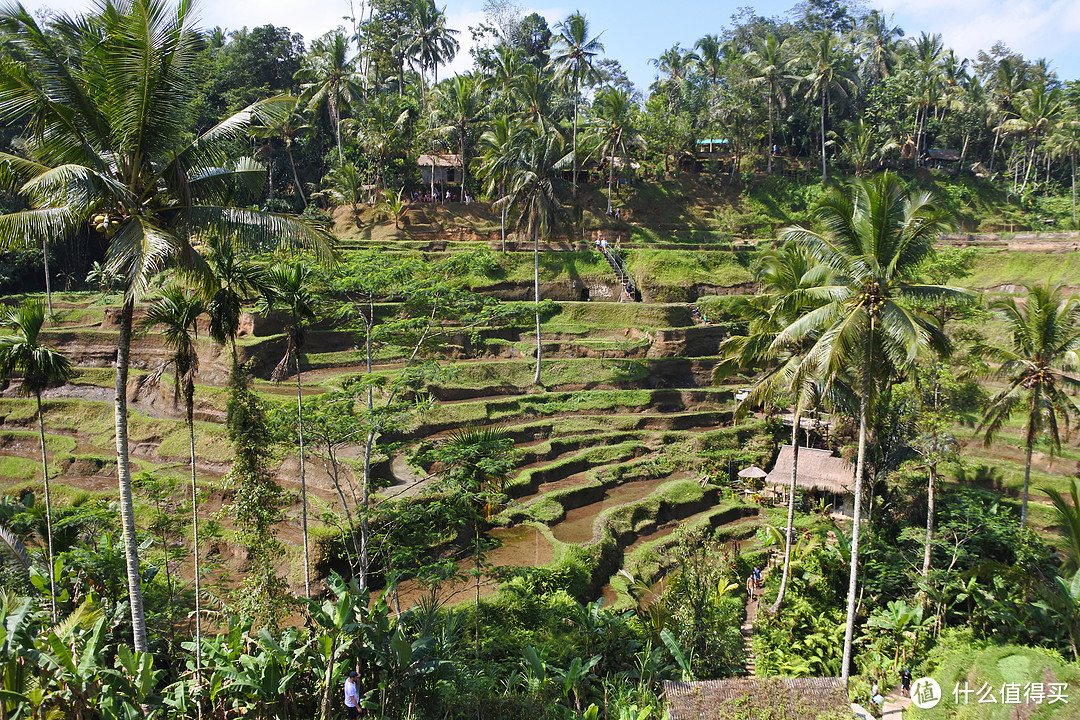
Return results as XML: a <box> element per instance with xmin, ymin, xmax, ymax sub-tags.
<box><xmin>882</xmin><ymin>689</ymin><xmax>911</xmax><ymax>719</ymax></box>
<box><xmin>741</xmin><ymin>549</ymin><xmax>778</xmax><ymax>676</ymax></box>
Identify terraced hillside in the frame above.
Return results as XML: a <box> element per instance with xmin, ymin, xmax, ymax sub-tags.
<box><xmin>0</xmin><ymin>246</ymin><xmax>777</xmax><ymax>613</ymax></box>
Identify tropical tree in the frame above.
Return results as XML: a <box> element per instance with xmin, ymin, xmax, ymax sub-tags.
<box><xmin>550</xmin><ymin>11</ymin><xmax>605</xmax><ymax>196</ymax></box>
<box><xmin>0</xmin><ymin>0</ymin><xmax>334</xmax><ymax>650</ymax></box>
<box><xmin>855</xmin><ymin>10</ymin><xmax>903</xmax><ymax>88</ymax></box>
<box><xmin>778</xmin><ymin>173</ymin><xmax>959</xmax><ymax>681</ymax></box>
<box><xmin>296</xmin><ymin>29</ymin><xmax>365</xmax><ymax>164</ymax></box>
<box><xmin>138</xmin><ymin>284</ymin><xmax>205</xmax><ymax>697</ymax></box>
<box><xmin>978</xmin><ymin>283</ymin><xmax>1080</xmax><ymax>528</ymax></box>
<box><xmin>797</xmin><ymin>31</ymin><xmax>857</xmax><ymax>183</ymax></box>
<box><xmin>744</xmin><ymin>34</ymin><xmax>793</xmax><ymax>174</ymax></box>
<box><xmin>1045</xmin><ymin>477</ymin><xmax>1080</xmax><ymax>576</ymax></box>
<box><xmin>589</xmin><ymin>88</ymin><xmax>646</xmax><ymax>213</ymax></box>
<box><xmin>432</xmin><ymin>75</ymin><xmax>485</xmax><ymax>200</ymax></box>
<box><xmin>258</xmin><ymin>261</ymin><xmax>321</xmax><ymax>598</ymax></box>
<box><xmin>718</xmin><ymin>243</ymin><xmax>831</xmax><ymax>614</ymax></box>
<box><xmin>502</xmin><ymin>126</ymin><xmax>568</xmax><ymax>385</ymax></box>
<box><xmin>478</xmin><ymin>117</ymin><xmax>526</xmax><ymax>253</ymax></box>
<box><xmin>405</xmin><ymin>0</ymin><xmax>459</xmax><ymax>109</ymax></box>
<box><xmin>0</xmin><ymin>300</ymin><xmax>71</xmax><ymax>621</ymax></box>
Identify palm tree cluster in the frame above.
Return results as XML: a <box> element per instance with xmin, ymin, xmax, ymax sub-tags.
<box><xmin>724</xmin><ymin>171</ymin><xmax>1080</xmax><ymax>682</ymax></box>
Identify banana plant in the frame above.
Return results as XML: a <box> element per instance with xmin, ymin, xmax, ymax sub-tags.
<box><xmin>555</xmin><ymin>655</ymin><xmax>601</xmax><ymax>717</ymax></box>
<box><xmin>659</xmin><ymin>629</ymin><xmax>695</xmax><ymax>681</ymax></box>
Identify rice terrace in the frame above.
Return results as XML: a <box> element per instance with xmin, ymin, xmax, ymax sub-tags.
<box><xmin>1</xmin><ymin>0</ymin><xmax>1080</xmax><ymax>718</ymax></box>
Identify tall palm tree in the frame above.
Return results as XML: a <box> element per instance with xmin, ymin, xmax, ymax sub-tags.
<box><xmin>0</xmin><ymin>0</ymin><xmax>335</xmax><ymax>651</ymax></box>
<box><xmin>908</xmin><ymin>32</ymin><xmax>945</xmax><ymax>168</ymax></box>
<box><xmin>798</xmin><ymin>31</ymin><xmax>858</xmax><ymax>183</ymax></box>
<box><xmin>855</xmin><ymin>10</ymin><xmax>902</xmax><ymax>88</ymax></box>
<box><xmin>296</xmin><ymin>29</ymin><xmax>365</xmax><ymax>164</ymax></box>
<box><xmin>550</xmin><ymin>11</ymin><xmax>605</xmax><ymax>196</ymax></box>
<box><xmin>978</xmin><ymin>283</ymin><xmax>1080</xmax><ymax>528</ymax></box>
<box><xmin>204</xmin><ymin>237</ymin><xmax>266</xmax><ymax>370</ymax></box>
<box><xmin>693</xmin><ymin>34</ymin><xmax>725</xmax><ymax>86</ymax></box>
<box><xmin>139</xmin><ymin>284</ymin><xmax>205</xmax><ymax>701</ymax></box>
<box><xmin>257</xmin><ymin>262</ymin><xmax>320</xmax><ymax>598</ymax></box>
<box><xmin>251</xmin><ymin>104</ymin><xmax>311</xmax><ymax>209</ymax></box>
<box><xmin>478</xmin><ymin>117</ymin><xmax>526</xmax><ymax>253</ymax></box>
<box><xmin>998</xmin><ymin>83</ymin><xmax>1064</xmax><ymax>195</ymax></box>
<box><xmin>405</xmin><ymin>0</ymin><xmax>459</xmax><ymax>110</ymax></box>
<box><xmin>0</xmin><ymin>300</ymin><xmax>71</xmax><ymax>622</ymax></box>
<box><xmin>778</xmin><ymin>173</ymin><xmax>958</xmax><ymax>682</ymax></box>
<box><xmin>433</xmin><ymin>75</ymin><xmax>485</xmax><ymax>201</ymax></box>
<box><xmin>744</xmin><ymin>34</ymin><xmax>793</xmax><ymax>175</ymax></box>
<box><xmin>589</xmin><ymin>88</ymin><xmax>646</xmax><ymax>214</ymax></box>
<box><xmin>503</xmin><ymin>127</ymin><xmax>568</xmax><ymax>385</ymax></box>
<box><xmin>1047</xmin><ymin>116</ymin><xmax>1080</xmax><ymax>226</ymax></box>
<box><xmin>719</xmin><ymin>243</ymin><xmax>832</xmax><ymax>614</ymax></box>
<box><xmin>512</xmin><ymin>65</ymin><xmax>560</xmax><ymax>131</ymax></box>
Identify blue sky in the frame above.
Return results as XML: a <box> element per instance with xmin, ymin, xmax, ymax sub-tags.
<box><xmin>21</xmin><ymin>0</ymin><xmax>1080</xmax><ymax>91</ymax></box>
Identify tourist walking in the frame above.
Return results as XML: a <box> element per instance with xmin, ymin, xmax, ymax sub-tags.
<box><xmin>344</xmin><ymin>670</ymin><xmax>360</xmax><ymax>719</ymax></box>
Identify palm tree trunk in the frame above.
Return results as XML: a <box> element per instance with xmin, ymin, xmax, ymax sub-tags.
<box><xmin>534</xmin><ymin>224</ymin><xmax>542</xmax><ymax>385</ymax></box>
<box><xmin>36</xmin><ymin>393</ymin><xmax>56</xmax><ymax>623</ymax></box>
<box><xmin>607</xmin><ymin>150</ymin><xmax>615</xmax><ymax>214</ymax></box>
<box><xmin>572</xmin><ymin>76</ymin><xmax>580</xmax><ymax>195</ymax></box>
<box><xmin>922</xmin><ymin>464</ymin><xmax>935</xmax><ymax>579</ymax></box>
<box><xmin>187</xmin><ymin>394</ymin><xmax>202</xmax><ymax>720</ymax></box>
<box><xmin>841</xmin><ymin>374</ymin><xmax>870</xmax><ymax>684</ymax></box>
<box><xmin>297</xmin><ymin>359</ymin><xmax>310</xmax><ymax>599</ymax></box>
<box><xmin>1072</xmin><ymin>151</ymin><xmax>1076</xmax><ymax>227</ymax></box>
<box><xmin>500</xmin><ymin>181</ymin><xmax>507</xmax><ymax>253</ymax></box>
<box><xmin>1022</xmin><ymin>397</ymin><xmax>1037</xmax><ymax>527</ymax></box>
<box><xmin>770</xmin><ymin>415</ymin><xmax>799</xmax><ymax>615</ymax></box>
<box><xmin>41</xmin><ymin>237</ymin><xmax>52</xmax><ymax>317</ymax></box>
<box><xmin>287</xmin><ymin>146</ymin><xmax>307</xmax><ymax>208</ymax></box>
<box><xmin>115</xmin><ymin>298</ymin><xmax>148</xmax><ymax>652</ymax></box>
<box><xmin>767</xmin><ymin>92</ymin><xmax>774</xmax><ymax>176</ymax></box>
<box><xmin>359</xmin><ymin>309</ymin><xmax>375</xmax><ymax>591</ymax></box>
<box><xmin>990</xmin><ymin>126</ymin><xmax>1001</xmax><ymax>174</ymax></box>
<box><xmin>820</xmin><ymin>90</ymin><xmax>827</xmax><ymax>184</ymax></box>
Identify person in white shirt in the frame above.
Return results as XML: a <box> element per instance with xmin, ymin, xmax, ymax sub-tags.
<box><xmin>344</xmin><ymin>670</ymin><xmax>360</xmax><ymax>719</ymax></box>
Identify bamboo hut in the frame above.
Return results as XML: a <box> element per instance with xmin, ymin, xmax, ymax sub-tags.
<box><xmin>765</xmin><ymin>445</ymin><xmax>855</xmax><ymax>516</ymax></box>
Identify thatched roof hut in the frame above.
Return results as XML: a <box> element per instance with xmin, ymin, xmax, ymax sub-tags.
<box><xmin>665</xmin><ymin>677</ymin><xmax>854</xmax><ymax>720</ymax></box>
<box><xmin>765</xmin><ymin>445</ymin><xmax>854</xmax><ymax>495</ymax></box>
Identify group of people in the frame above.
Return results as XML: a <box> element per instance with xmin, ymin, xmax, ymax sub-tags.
<box><xmin>745</xmin><ymin>565</ymin><xmax>763</xmax><ymax>601</ymax></box>
<box><xmin>607</xmin><ymin>206</ymin><xmax>622</xmax><ymax>220</ymax></box>
<box><xmin>410</xmin><ymin>189</ymin><xmax>471</xmax><ymax>204</ymax></box>
<box><xmin>870</xmin><ymin>668</ymin><xmax>913</xmax><ymax>708</ymax></box>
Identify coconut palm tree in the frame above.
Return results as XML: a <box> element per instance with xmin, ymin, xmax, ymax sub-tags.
<box><xmin>0</xmin><ymin>300</ymin><xmax>71</xmax><ymax>622</ymax></box>
<box><xmin>797</xmin><ymin>31</ymin><xmax>858</xmax><ymax>183</ymax></box>
<box><xmin>138</xmin><ymin>284</ymin><xmax>205</xmax><ymax>701</ymax></box>
<box><xmin>478</xmin><ymin>117</ymin><xmax>527</xmax><ymax>253</ymax></box>
<box><xmin>257</xmin><ymin>262</ymin><xmax>320</xmax><ymax>598</ymax></box>
<box><xmin>203</xmin><ymin>237</ymin><xmax>266</xmax><ymax>371</ymax></box>
<box><xmin>502</xmin><ymin>126</ymin><xmax>569</xmax><ymax>385</ymax></box>
<box><xmin>432</xmin><ymin>75</ymin><xmax>485</xmax><ymax>201</ymax></box>
<box><xmin>778</xmin><ymin>173</ymin><xmax>959</xmax><ymax>682</ymax></box>
<box><xmin>0</xmin><ymin>0</ymin><xmax>334</xmax><ymax>651</ymax></box>
<box><xmin>405</xmin><ymin>0</ymin><xmax>460</xmax><ymax>110</ymax></box>
<box><xmin>855</xmin><ymin>10</ymin><xmax>903</xmax><ymax>88</ymax></box>
<box><xmin>589</xmin><ymin>88</ymin><xmax>646</xmax><ymax>214</ymax></box>
<box><xmin>978</xmin><ymin>283</ymin><xmax>1080</xmax><ymax>528</ymax></box>
<box><xmin>296</xmin><ymin>29</ymin><xmax>365</xmax><ymax>164</ymax></box>
<box><xmin>744</xmin><ymin>34</ymin><xmax>794</xmax><ymax>175</ymax></box>
<box><xmin>718</xmin><ymin>243</ymin><xmax>832</xmax><ymax>614</ymax></box>
<box><xmin>550</xmin><ymin>11</ymin><xmax>605</xmax><ymax>196</ymax></box>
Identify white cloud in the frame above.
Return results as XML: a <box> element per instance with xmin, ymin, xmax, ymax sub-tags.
<box><xmin>878</xmin><ymin>0</ymin><xmax>1080</xmax><ymax>73</ymax></box>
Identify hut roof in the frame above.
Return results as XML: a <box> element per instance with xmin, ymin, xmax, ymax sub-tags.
<box><xmin>765</xmin><ymin>445</ymin><xmax>854</xmax><ymax>494</ymax></box>
<box><xmin>665</xmin><ymin>677</ymin><xmax>854</xmax><ymax>720</ymax></box>
<box><xmin>417</xmin><ymin>154</ymin><xmax>462</xmax><ymax>168</ymax></box>
<box><xmin>927</xmin><ymin>148</ymin><xmax>961</xmax><ymax>161</ymax></box>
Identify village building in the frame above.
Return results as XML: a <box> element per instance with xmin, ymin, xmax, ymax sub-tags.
<box><xmin>764</xmin><ymin>445</ymin><xmax>856</xmax><ymax>516</ymax></box>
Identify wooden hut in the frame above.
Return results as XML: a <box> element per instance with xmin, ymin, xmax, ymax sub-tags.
<box><xmin>765</xmin><ymin>445</ymin><xmax>855</xmax><ymax>515</ymax></box>
<box><xmin>664</xmin><ymin>677</ymin><xmax>855</xmax><ymax>720</ymax></box>
<box><xmin>418</xmin><ymin>154</ymin><xmax>463</xmax><ymax>185</ymax></box>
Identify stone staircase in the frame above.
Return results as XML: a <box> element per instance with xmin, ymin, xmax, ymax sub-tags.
<box><xmin>600</xmin><ymin>247</ymin><xmax>639</xmax><ymax>301</ymax></box>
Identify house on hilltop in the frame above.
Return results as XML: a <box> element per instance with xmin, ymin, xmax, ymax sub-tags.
<box><xmin>418</xmin><ymin>154</ymin><xmax>462</xmax><ymax>185</ymax></box>
<box><xmin>765</xmin><ymin>445</ymin><xmax>855</xmax><ymax>516</ymax></box>
<box><xmin>664</xmin><ymin>677</ymin><xmax>856</xmax><ymax>720</ymax></box>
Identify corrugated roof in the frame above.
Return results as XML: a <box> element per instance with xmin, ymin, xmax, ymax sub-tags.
<box><xmin>765</xmin><ymin>445</ymin><xmax>855</xmax><ymax>495</ymax></box>
<box><xmin>665</xmin><ymin>677</ymin><xmax>854</xmax><ymax>720</ymax></box>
